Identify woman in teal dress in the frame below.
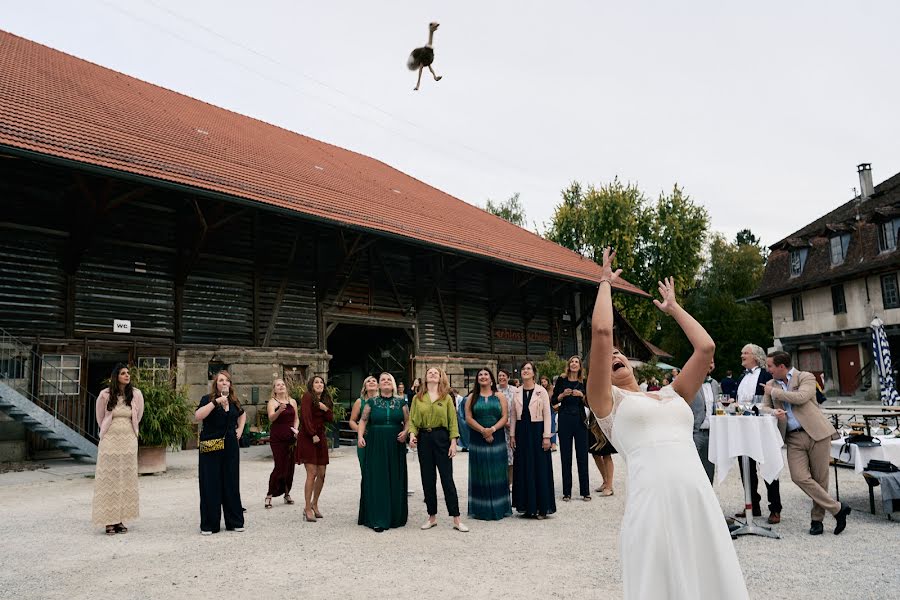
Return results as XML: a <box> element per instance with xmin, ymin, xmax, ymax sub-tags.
<box><xmin>465</xmin><ymin>368</ymin><xmax>512</xmax><ymax>520</ymax></box>
<box><xmin>357</xmin><ymin>372</ymin><xmax>409</xmax><ymax>532</ymax></box>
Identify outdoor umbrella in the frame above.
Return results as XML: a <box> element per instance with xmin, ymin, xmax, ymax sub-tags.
<box><xmin>870</xmin><ymin>317</ymin><xmax>900</xmax><ymax>406</ymax></box>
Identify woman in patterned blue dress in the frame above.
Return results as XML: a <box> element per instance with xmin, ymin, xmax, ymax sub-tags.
<box><xmin>464</xmin><ymin>368</ymin><xmax>512</xmax><ymax>521</ymax></box>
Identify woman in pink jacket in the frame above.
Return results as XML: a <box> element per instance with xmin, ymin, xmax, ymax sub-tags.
<box><xmin>92</xmin><ymin>363</ymin><xmax>144</xmax><ymax>535</ymax></box>
<box><xmin>509</xmin><ymin>361</ymin><xmax>555</xmax><ymax>519</ymax></box>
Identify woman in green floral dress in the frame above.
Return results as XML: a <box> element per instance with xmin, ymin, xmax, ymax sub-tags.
<box><xmin>357</xmin><ymin>372</ymin><xmax>410</xmax><ymax>532</ymax></box>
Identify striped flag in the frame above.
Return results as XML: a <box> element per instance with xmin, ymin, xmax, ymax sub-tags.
<box><xmin>870</xmin><ymin>317</ymin><xmax>900</xmax><ymax>406</ymax></box>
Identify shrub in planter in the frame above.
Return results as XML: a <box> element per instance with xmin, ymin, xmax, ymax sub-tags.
<box><xmin>126</xmin><ymin>368</ymin><xmax>194</xmax><ymax>473</ymax></box>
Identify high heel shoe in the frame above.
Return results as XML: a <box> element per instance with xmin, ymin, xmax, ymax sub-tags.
<box><xmin>303</xmin><ymin>509</ymin><xmax>317</xmax><ymax>522</ymax></box>
<box><xmin>284</xmin><ymin>494</ymin><xmax>294</xmax><ymax>505</ymax></box>
<box><xmin>265</xmin><ymin>496</ymin><xmax>272</xmax><ymax>509</ymax></box>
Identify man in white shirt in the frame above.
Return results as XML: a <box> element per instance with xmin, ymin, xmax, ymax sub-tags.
<box><xmin>690</xmin><ymin>360</ymin><xmax>720</xmax><ymax>484</ymax></box>
<box><xmin>734</xmin><ymin>343</ymin><xmax>782</xmax><ymax>524</ymax></box>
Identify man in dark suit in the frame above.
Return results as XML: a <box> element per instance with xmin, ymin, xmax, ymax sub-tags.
<box><xmin>720</xmin><ymin>370</ymin><xmax>738</xmax><ymax>398</ymax></box>
<box><xmin>733</xmin><ymin>343</ymin><xmax>782</xmax><ymax>523</ymax></box>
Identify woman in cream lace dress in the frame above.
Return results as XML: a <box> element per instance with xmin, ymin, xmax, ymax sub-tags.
<box><xmin>585</xmin><ymin>249</ymin><xmax>748</xmax><ymax>600</ymax></box>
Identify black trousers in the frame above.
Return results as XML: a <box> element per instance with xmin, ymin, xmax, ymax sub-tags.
<box><xmin>199</xmin><ymin>436</ymin><xmax>244</xmax><ymax>532</ymax></box>
<box><xmin>558</xmin><ymin>412</ymin><xmax>590</xmax><ymax>497</ymax></box>
<box><xmin>738</xmin><ymin>456</ymin><xmax>782</xmax><ymax>514</ymax></box>
<box><xmin>693</xmin><ymin>429</ymin><xmax>715</xmax><ymax>485</ymax></box>
<box><xmin>417</xmin><ymin>428</ymin><xmax>460</xmax><ymax>517</ymax></box>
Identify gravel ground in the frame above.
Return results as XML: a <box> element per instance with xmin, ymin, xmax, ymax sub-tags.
<box><xmin>0</xmin><ymin>445</ymin><xmax>897</xmax><ymax>600</ymax></box>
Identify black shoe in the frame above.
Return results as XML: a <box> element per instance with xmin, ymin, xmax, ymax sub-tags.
<box><xmin>834</xmin><ymin>502</ymin><xmax>851</xmax><ymax>535</ymax></box>
<box><xmin>373</xmin><ymin>527</ymin><xmax>384</xmax><ymax>533</ymax></box>
<box><xmin>809</xmin><ymin>520</ymin><xmax>824</xmax><ymax>535</ymax></box>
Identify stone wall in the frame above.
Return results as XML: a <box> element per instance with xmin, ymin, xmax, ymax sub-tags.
<box><xmin>177</xmin><ymin>347</ymin><xmax>330</xmax><ymax>429</ymax></box>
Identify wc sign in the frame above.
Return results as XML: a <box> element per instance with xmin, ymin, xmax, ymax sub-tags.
<box><xmin>113</xmin><ymin>319</ymin><xmax>132</xmax><ymax>334</ymax></box>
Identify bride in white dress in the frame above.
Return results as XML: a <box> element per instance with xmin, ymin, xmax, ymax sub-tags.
<box><xmin>586</xmin><ymin>248</ymin><xmax>749</xmax><ymax>600</ymax></box>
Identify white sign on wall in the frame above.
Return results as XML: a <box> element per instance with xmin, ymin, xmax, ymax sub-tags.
<box><xmin>113</xmin><ymin>319</ymin><xmax>132</xmax><ymax>334</ymax></box>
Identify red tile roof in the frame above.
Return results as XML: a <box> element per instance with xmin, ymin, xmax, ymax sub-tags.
<box><xmin>0</xmin><ymin>31</ymin><xmax>646</xmax><ymax>296</ymax></box>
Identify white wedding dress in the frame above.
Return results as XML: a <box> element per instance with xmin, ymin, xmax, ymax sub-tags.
<box><xmin>596</xmin><ymin>385</ymin><xmax>749</xmax><ymax>600</ymax></box>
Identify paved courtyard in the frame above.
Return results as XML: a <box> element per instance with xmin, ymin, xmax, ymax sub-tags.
<box><xmin>0</xmin><ymin>445</ymin><xmax>896</xmax><ymax>599</ymax></box>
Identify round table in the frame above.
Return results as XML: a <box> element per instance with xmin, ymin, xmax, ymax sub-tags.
<box><xmin>709</xmin><ymin>415</ymin><xmax>784</xmax><ymax>539</ymax></box>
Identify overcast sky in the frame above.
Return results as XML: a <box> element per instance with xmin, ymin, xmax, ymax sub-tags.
<box><xmin>5</xmin><ymin>0</ymin><xmax>900</xmax><ymax>247</ymax></box>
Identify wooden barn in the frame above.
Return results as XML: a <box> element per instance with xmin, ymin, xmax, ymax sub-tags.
<box><xmin>0</xmin><ymin>31</ymin><xmax>653</xmax><ymax>459</ymax></box>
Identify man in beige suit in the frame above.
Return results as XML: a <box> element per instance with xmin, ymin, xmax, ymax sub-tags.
<box><xmin>763</xmin><ymin>351</ymin><xmax>851</xmax><ymax>535</ymax></box>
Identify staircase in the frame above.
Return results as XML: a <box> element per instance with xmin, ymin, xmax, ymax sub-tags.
<box><xmin>0</xmin><ymin>329</ymin><xmax>98</xmax><ymax>461</ymax></box>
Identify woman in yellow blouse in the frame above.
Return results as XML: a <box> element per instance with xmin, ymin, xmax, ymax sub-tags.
<box><xmin>408</xmin><ymin>367</ymin><xmax>468</xmax><ymax>532</ymax></box>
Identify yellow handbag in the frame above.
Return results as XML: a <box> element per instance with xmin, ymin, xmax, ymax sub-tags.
<box><xmin>199</xmin><ymin>438</ymin><xmax>225</xmax><ymax>453</ymax></box>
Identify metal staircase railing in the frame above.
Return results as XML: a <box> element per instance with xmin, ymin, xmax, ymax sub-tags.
<box><xmin>0</xmin><ymin>327</ymin><xmax>98</xmax><ymax>460</ymax></box>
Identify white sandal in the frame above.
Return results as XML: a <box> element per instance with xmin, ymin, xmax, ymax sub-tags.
<box><xmin>453</xmin><ymin>521</ymin><xmax>469</xmax><ymax>532</ymax></box>
<box><xmin>421</xmin><ymin>520</ymin><xmax>437</xmax><ymax>530</ymax></box>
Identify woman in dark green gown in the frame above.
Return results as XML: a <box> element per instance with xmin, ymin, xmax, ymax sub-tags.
<box><xmin>357</xmin><ymin>372</ymin><xmax>410</xmax><ymax>532</ymax></box>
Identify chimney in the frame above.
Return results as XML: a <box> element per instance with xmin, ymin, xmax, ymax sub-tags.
<box><xmin>858</xmin><ymin>163</ymin><xmax>874</xmax><ymax>200</ymax></box>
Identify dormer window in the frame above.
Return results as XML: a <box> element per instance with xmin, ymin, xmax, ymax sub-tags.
<box><xmin>789</xmin><ymin>249</ymin><xmax>808</xmax><ymax>277</ymax></box>
<box><xmin>878</xmin><ymin>218</ymin><xmax>900</xmax><ymax>252</ymax></box>
<box><xmin>830</xmin><ymin>234</ymin><xmax>850</xmax><ymax>265</ymax></box>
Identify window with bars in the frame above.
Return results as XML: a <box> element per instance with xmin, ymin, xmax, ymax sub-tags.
<box><xmin>138</xmin><ymin>357</ymin><xmax>171</xmax><ymax>384</ymax></box>
<box><xmin>791</xmin><ymin>295</ymin><xmax>804</xmax><ymax>321</ymax></box>
<box><xmin>40</xmin><ymin>355</ymin><xmax>81</xmax><ymax>396</ymax></box>
<box><xmin>831</xmin><ymin>284</ymin><xmax>847</xmax><ymax>315</ymax></box>
<box><xmin>882</xmin><ymin>273</ymin><xmax>900</xmax><ymax>309</ymax></box>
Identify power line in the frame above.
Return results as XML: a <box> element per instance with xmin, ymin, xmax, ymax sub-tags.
<box><xmin>97</xmin><ymin>0</ymin><xmax>532</xmax><ymax>180</ymax></box>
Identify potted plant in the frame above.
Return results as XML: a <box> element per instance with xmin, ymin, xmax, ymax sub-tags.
<box><xmin>130</xmin><ymin>368</ymin><xmax>194</xmax><ymax>474</ymax></box>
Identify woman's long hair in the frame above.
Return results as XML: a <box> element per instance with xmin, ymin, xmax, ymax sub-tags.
<box><xmin>307</xmin><ymin>375</ymin><xmax>333</xmax><ymax>409</ymax></box>
<box><xmin>467</xmin><ymin>368</ymin><xmax>497</xmax><ymax>413</ymax></box>
<box><xmin>564</xmin><ymin>355</ymin><xmax>584</xmax><ymax>382</ymax></box>
<box><xmin>210</xmin><ymin>369</ymin><xmax>241</xmax><ymax>409</ymax></box>
<box><xmin>359</xmin><ymin>375</ymin><xmax>378</xmax><ymax>400</ymax></box>
<box><xmin>415</xmin><ymin>367</ymin><xmax>450</xmax><ymax>402</ymax></box>
<box><xmin>269</xmin><ymin>378</ymin><xmax>293</xmax><ymax>403</ymax></box>
<box><xmin>106</xmin><ymin>363</ymin><xmax>134</xmax><ymax>412</ymax></box>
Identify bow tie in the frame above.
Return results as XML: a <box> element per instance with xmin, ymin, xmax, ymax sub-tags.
<box><xmin>743</xmin><ymin>369</ymin><xmax>752</xmax><ymax>376</ymax></box>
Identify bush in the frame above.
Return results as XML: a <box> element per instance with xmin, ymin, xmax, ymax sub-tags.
<box><xmin>128</xmin><ymin>368</ymin><xmax>194</xmax><ymax>448</ymax></box>
<box><xmin>536</xmin><ymin>351</ymin><xmax>568</xmax><ymax>385</ymax></box>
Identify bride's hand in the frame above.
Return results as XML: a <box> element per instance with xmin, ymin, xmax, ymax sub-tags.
<box><xmin>599</xmin><ymin>247</ymin><xmax>623</xmax><ymax>284</ymax></box>
<box><xmin>653</xmin><ymin>277</ymin><xmax>680</xmax><ymax>314</ymax></box>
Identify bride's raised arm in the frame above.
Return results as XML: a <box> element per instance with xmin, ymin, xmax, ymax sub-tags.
<box><xmin>653</xmin><ymin>277</ymin><xmax>715</xmax><ymax>403</ymax></box>
<box><xmin>586</xmin><ymin>248</ymin><xmax>622</xmax><ymax>420</ymax></box>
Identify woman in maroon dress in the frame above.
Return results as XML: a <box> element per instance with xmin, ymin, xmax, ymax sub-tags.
<box><xmin>296</xmin><ymin>375</ymin><xmax>334</xmax><ymax>522</ymax></box>
<box><xmin>265</xmin><ymin>379</ymin><xmax>299</xmax><ymax>509</ymax></box>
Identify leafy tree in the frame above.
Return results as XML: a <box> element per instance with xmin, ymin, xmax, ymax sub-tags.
<box><xmin>536</xmin><ymin>351</ymin><xmax>568</xmax><ymax>383</ymax></box>
<box><xmin>485</xmin><ymin>192</ymin><xmax>526</xmax><ymax>227</ymax></box>
<box><xmin>657</xmin><ymin>232</ymin><xmax>772</xmax><ymax>377</ymax></box>
<box><xmin>546</xmin><ymin>180</ymin><xmax>708</xmax><ymax>339</ymax></box>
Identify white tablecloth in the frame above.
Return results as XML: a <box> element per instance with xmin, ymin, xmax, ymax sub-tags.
<box><xmin>709</xmin><ymin>415</ymin><xmax>784</xmax><ymax>484</ymax></box>
<box><xmin>830</xmin><ymin>436</ymin><xmax>900</xmax><ymax>474</ymax></box>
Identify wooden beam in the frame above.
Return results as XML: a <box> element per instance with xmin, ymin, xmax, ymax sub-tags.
<box><xmin>374</xmin><ymin>245</ymin><xmax>406</xmax><ymax>311</ymax></box>
<box><xmin>325</xmin><ymin>322</ymin><xmax>339</xmax><ymax>340</ymax></box>
<box><xmin>435</xmin><ymin>287</ymin><xmax>455</xmax><ymax>352</ymax></box>
<box><xmin>262</xmin><ymin>233</ymin><xmax>301</xmax><ymax>347</ymax></box>
<box><xmin>330</xmin><ymin>252</ymin><xmax>363</xmax><ymax>309</ymax></box>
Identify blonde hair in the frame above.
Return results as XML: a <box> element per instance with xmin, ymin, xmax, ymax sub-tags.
<box><xmin>270</xmin><ymin>378</ymin><xmax>292</xmax><ymax>402</ymax></box>
<box><xmin>415</xmin><ymin>367</ymin><xmax>451</xmax><ymax>402</ymax></box>
<box><xmin>379</xmin><ymin>372</ymin><xmax>398</xmax><ymax>397</ymax></box>
<box><xmin>359</xmin><ymin>376</ymin><xmax>378</xmax><ymax>399</ymax></box>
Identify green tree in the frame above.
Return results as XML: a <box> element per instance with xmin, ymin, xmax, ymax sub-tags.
<box><xmin>546</xmin><ymin>180</ymin><xmax>708</xmax><ymax>339</ymax></box>
<box><xmin>657</xmin><ymin>232</ymin><xmax>772</xmax><ymax>377</ymax></box>
<box><xmin>485</xmin><ymin>192</ymin><xmax>526</xmax><ymax>227</ymax></box>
